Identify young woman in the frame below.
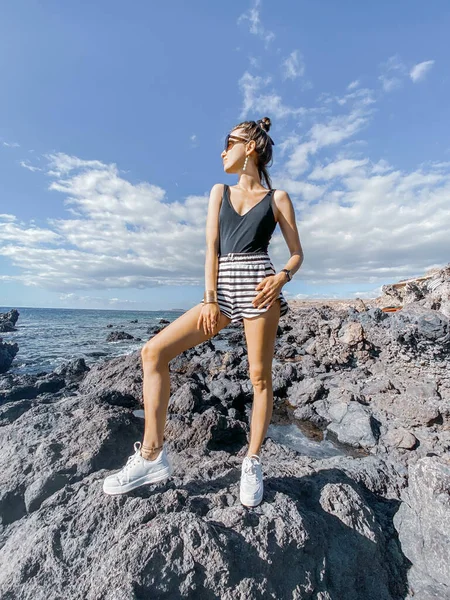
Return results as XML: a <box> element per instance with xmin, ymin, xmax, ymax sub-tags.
<box><xmin>103</xmin><ymin>117</ymin><xmax>303</xmax><ymax>507</ymax></box>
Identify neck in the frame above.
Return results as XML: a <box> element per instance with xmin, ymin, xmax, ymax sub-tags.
<box><xmin>236</xmin><ymin>172</ymin><xmax>264</xmax><ymax>191</ymax></box>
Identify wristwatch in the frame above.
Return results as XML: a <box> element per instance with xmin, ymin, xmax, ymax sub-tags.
<box><xmin>281</xmin><ymin>269</ymin><xmax>292</xmax><ymax>282</ymax></box>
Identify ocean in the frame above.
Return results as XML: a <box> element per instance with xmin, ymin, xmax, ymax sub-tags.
<box><xmin>0</xmin><ymin>306</ymin><xmax>184</xmax><ymax>377</ymax></box>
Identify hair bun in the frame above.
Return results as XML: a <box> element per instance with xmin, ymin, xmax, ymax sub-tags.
<box><xmin>257</xmin><ymin>117</ymin><xmax>271</xmax><ymax>133</ymax></box>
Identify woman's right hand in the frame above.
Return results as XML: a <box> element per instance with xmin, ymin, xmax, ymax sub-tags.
<box><xmin>197</xmin><ymin>302</ymin><xmax>221</xmax><ymax>336</ymax></box>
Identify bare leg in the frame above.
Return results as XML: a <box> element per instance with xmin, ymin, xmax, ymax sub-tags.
<box><xmin>140</xmin><ymin>304</ymin><xmax>231</xmax><ymax>460</ymax></box>
<box><xmin>243</xmin><ymin>299</ymin><xmax>281</xmax><ymax>457</ymax></box>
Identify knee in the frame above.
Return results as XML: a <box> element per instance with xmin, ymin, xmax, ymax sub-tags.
<box><xmin>141</xmin><ymin>340</ymin><xmax>164</xmax><ymax>365</ymax></box>
<box><xmin>249</xmin><ymin>366</ymin><xmax>271</xmax><ymax>390</ymax></box>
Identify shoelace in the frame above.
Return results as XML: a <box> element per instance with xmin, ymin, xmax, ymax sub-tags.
<box><xmin>118</xmin><ymin>441</ymin><xmax>142</xmax><ymax>484</ymax></box>
<box><xmin>243</xmin><ymin>457</ymin><xmax>260</xmax><ymax>482</ymax></box>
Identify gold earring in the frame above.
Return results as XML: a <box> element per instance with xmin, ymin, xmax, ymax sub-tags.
<box><xmin>243</xmin><ymin>156</ymin><xmax>248</xmax><ymax>171</ymax></box>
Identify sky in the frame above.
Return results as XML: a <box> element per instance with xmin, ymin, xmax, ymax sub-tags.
<box><xmin>1</xmin><ymin>0</ymin><xmax>449</xmax><ymax>311</ymax></box>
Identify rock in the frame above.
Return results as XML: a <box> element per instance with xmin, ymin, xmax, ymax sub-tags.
<box><xmin>326</xmin><ymin>401</ymin><xmax>379</xmax><ymax>449</ymax></box>
<box><xmin>286</xmin><ymin>378</ymin><xmax>324</xmax><ymax>407</ymax></box>
<box><xmin>106</xmin><ymin>331</ymin><xmax>134</xmax><ymax>342</ymax></box>
<box><xmin>168</xmin><ymin>381</ymin><xmax>203</xmax><ymax>414</ymax></box>
<box><xmin>389</xmin><ymin>305</ymin><xmax>450</xmax><ymax>359</ymax></box>
<box><xmin>371</xmin><ymin>391</ymin><xmax>442</xmax><ymax>428</ymax></box>
<box><xmin>383</xmin><ymin>427</ymin><xmax>417</xmax><ymax>450</ymax></box>
<box><xmin>54</xmin><ymin>358</ymin><xmax>90</xmax><ymax>381</ymax></box>
<box><xmin>0</xmin><ymin>309</ymin><xmax>19</xmax><ymax>326</ymax></box>
<box><xmin>147</xmin><ymin>325</ymin><xmax>163</xmax><ymax>336</ymax></box>
<box><xmin>0</xmin><ymin>338</ymin><xmax>19</xmax><ymax>374</ymax></box>
<box><xmin>78</xmin><ymin>351</ymin><xmax>143</xmax><ymax>405</ymax></box>
<box><xmin>0</xmin><ymin>266</ymin><xmax>450</xmax><ymax>597</ymax></box>
<box><xmin>0</xmin><ymin>391</ymin><xmax>410</xmax><ymax>599</ymax></box>
<box><xmin>339</xmin><ymin>321</ymin><xmax>365</xmax><ymax>346</ymax></box>
<box><xmin>394</xmin><ymin>456</ymin><xmax>450</xmax><ymax>599</ymax></box>
<box><xmin>354</xmin><ymin>297</ymin><xmax>367</xmax><ymax>312</ymax></box>
<box><xmin>0</xmin><ymin>309</ymin><xmax>19</xmax><ymax>333</ymax></box>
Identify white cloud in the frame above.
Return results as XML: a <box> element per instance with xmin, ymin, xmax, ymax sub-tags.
<box><xmin>347</xmin><ymin>80</ymin><xmax>360</xmax><ymax>90</ymax></box>
<box><xmin>58</xmin><ymin>292</ymin><xmax>139</xmax><ymax>308</ymax></box>
<box><xmin>238</xmin><ymin>71</ymin><xmax>316</xmax><ymax>120</ymax></box>
<box><xmin>2</xmin><ymin>141</ymin><xmax>20</xmax><ymax>148</ymax></box>
<box><xmin>281</xmin><ymin>50</ymin><xmax>305</xmax><ymax>81</ymax></box>
<box><xmin>308</xmin><ymin>159</ymin><xmax>369</xmax><ymax>181</ymax></box>
<box><xmin>20</xmin><ymin>160</ymin><xmax>43</xmax><ymax>172</ymax></box>
<box><xmin>0</xmin><ymin>154</ymin><xmax>211</xmax><ymax>291</ymax></box>
<box><xmin>237</xmin><ymin>0</ymin><xmax>275</xmax><ymax>47</ymax></box>
<box><xmin>378</xmin><ymin>54</ymin><xmax>408</xmax><ymax>92</ymax></box>
<box><xmin>410</xmin><ymin>60</ymin><xmax>435</xmax><ymax>83</ymax></box>
<box><xmin>2</xmin><ymin>48</ymin><xmax>449</xmax><ymax>297</ymax></box>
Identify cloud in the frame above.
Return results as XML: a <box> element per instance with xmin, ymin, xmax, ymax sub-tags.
<box><xmin>20</xmin><ymin>160</ymin><xmax>43</xmax><ymax>172</ymax></box>
<box><xmin>58</xmin><ymin>292</ymin><xmax>140</xmax><ymax>308</ymax></box>
<box><xmin>378</xmin><ymin>54</ymin><xmax>408</xmax><ymax>92</ymax></box>
<box><xmin>238</xmin><ymin>71</ymin><xmax>316</xmax><ymax>120</ymax></box>
<box><xmin>308</xmin><ymin>158</ymin><xmax>370</xmax><ymax>181</ymax></box>
<box><xmin>0</xmin><ymin>153</ymin><xmax>212</xmax><ymax>291</ymax></box>
<box><xmin>2</xmin><ymin>141</ymin><xmax>20</xmax><ymax>148</ymax></box>
<box><xmin>280</xmin><ymin>92</ymin><xmax>376</xmax><ymax>177</ymax></box>
<box><xmin>237</xmin><ymin>0</ymin><xmax>275</xmax><ymax>47</ymax></box>
<box><xmin>1</xmin><ymin>47</ymin><xmax>449</xmax><ymax>298</ymax></box>
<box><xmin>410</xmin><ymin>60</ymin><xmax>435</xmax><ymax>83</ymax></box>
<box><xmin>281</xmin><ymin>50</ymin><xmax>305</xmax><ymax>81</ymax></box>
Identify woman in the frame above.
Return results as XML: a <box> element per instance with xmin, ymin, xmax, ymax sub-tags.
<box><xmin>103</xmin><ymin>117</ymin><xmax>303</xmax><ymax>507</ymax></box>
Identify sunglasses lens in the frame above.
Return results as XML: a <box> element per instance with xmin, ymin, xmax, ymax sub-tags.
<box><xmin>224</xmin><ymin>134</ymin><xmax>230</xmax><ymax>151</ymax></box>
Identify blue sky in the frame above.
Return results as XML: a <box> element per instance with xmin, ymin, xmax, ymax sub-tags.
<box><xmin>1</xmin><ymin>0</ymin><xmax>449</xmax><ymax>310</ymax></box>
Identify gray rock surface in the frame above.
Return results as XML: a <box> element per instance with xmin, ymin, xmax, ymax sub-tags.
<box><xmin>1</xmin><ymin>266</ymin><xmax>450</xmax><ymax>597</ymax></box>
<box><xmin>0</xmin><ymin>337</ymin><xmax>19</xmax><ymax>374</ymax></box>
<box><xmin>394</xmin><ymin>456</ymin><xmax>450</xmax><ymax>600</ymax></box>
<box><xmin>0</xmin><ymin>309</ymin><xmax>19</xmax><ymax>333</ymax></box>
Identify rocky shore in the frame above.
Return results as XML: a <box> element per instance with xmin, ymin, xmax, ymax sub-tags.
<box><xmin>0</xmin><ymin>266</ymin><xmax>449</xmax><ymax>599</ymax></box>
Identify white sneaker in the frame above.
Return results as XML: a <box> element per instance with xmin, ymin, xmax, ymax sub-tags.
<box><xmin>240</xmin><ymin>454</ymin><xmax>264</xmax><ymax>507</ymax></box>
<box><xmin>103</xmin><ymin>441</ymin><xmax>173</xmax><ymax>495</ymax></box>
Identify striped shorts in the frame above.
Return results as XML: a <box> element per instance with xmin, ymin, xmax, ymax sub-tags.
<box><xmin>201</xmin><ymin>252</ymin><xmax>290</xmax><ymax>323</ymax></box>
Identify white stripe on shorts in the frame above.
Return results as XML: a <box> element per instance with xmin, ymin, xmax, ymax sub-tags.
<box><xmin>201</xmin><ymin>252</ymin><xmax>290</xmax><ymax>323</ymax></box>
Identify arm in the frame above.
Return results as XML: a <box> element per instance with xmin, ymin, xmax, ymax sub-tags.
<box><xmin>272</xmin><ymin>190</ymin><xmax>304</xmax><ymax>285</ymax></box>
<box><xmin>204</xmin><ymin>183</ymin><xmax>223</xmax><ymax>296</ymax></box>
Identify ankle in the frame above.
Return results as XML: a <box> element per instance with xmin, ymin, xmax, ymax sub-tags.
<box><xmin>141</xmin><ymin>443</ymin><xmax>163</xmax><ymax>461</ymax></box>
<box><xmin>247</xmin><ymin>452</ymin><xmax>260</xmax><ymax>460</ymax></box>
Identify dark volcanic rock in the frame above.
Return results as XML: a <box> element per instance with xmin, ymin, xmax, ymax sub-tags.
<box><xmin>0</xmin><ymin>337</ymin><xmax>19</xmax><ymax>374</ymax></box>
<box><xmin>0</xmin><ymin>389</ymin><xmax>410</xmax><ymax>600</ymax></box>
<box><xmin>1</xmin><ymin>266</ymin><xmax>450</xmax><ymax>597</ymax></box>
<box><xmin>0</xmin><ymin>309</ymin><xmax>19</xmax><ymax>333</ymax></box>
<box><xmin>394</xmin><ymin>456</ymin><xmax>450</xmax><ymax>599</ymax></box>
<box><xmin>106</xmin><ymin>330</ymin><xmax>135</xmax><ymax>342</ymax></box>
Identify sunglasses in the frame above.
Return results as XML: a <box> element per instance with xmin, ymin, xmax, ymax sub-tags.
<box><xmin>224</xmin><ymin>133</ymin><xmax>249</xmax><ymax>152</ymax></box>
<box><xmin>224</xmin><ymin>131</ymin><xmax>275</xmax><ymax>152</ymax></box>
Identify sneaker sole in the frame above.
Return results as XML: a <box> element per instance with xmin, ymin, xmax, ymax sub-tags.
<box><xmin>103</xmin><ymin>464</ymin><xmax>173</xmax><ymax>495</ymax></box>
<box><xmin>240</xmin><ymin>490</ymin><xmax>263</xmax><ymax>507</ymax></box>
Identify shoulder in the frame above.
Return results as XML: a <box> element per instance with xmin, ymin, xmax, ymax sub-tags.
<box><xmin>209</xmin><ymin>183</ymin><xmax>227</xmax><ymax>199</ymax></box>
<box><xmin>207</xmin><ymin>184</ymin><xmax>227</xmax><ymax>212</ymax></box>
<box><xmin>272</xmin><ymin>189</ymin><xmax>292</xmax><ymax>222</ymax></box>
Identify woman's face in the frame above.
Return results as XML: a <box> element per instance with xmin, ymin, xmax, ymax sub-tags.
<box><xmin>221</xmin><ymin>127</ymin><xmax>251</xmax><ymax>173</ymax></box>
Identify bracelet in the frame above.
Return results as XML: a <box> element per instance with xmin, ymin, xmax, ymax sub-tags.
<box><xmin>204</xmin><ymin>290</ymin><xmax>218</xmax><ymax>303</ymax></box>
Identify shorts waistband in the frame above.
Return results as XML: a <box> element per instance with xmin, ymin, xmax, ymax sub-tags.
<box><xmin>218</xmin><ymin>252</ymin><xmax>270</xmax><ymax>263</ymax></box>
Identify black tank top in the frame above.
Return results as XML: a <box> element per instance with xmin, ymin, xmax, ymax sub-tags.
<box><xmin>218</xmin><ymin>184</ymin><xmax>277</xmax><ymax>255</ymax></box>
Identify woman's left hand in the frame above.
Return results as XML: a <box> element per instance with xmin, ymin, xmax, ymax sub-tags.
<box><xmin>252</xmin><ymin>274</ymin><xmax>285</xmax><ymax>309</ymax></box>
